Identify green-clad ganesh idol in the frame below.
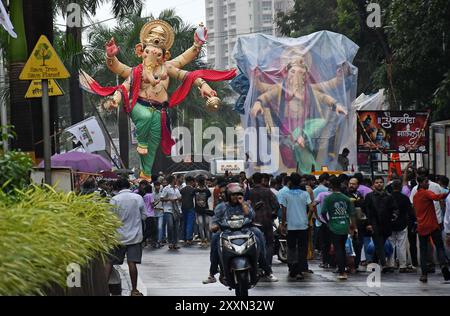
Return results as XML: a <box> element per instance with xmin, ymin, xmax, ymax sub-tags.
<box><xmin>80</xmin><ymin>20</ymin><xmax>236</xmax><ymax>179</ymax></box>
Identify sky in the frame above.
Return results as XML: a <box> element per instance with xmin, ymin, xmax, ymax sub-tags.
<box><xmin>55</xmin><ymin>0</ymin><xmax>206</xmax><ymax>31</ymax></box>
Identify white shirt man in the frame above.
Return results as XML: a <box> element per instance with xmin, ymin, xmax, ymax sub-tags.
<box><xmin>110</xmin><ymin>189</ymin><xmax>147</xmax><ymax>245</ymax></box>
<box><xmin>161</xmin><ymin>183</ymin><xmax>181</xmax><ymax>214</ymax></box>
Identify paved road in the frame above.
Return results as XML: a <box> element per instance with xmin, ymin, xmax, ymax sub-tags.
<box><xmin>118</xmin><ymin>242</ymin><xmax>450</xmax><ymax>296</ymax></box>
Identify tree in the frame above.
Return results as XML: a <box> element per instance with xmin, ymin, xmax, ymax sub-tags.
<box><xmin>384</xmin><ymin>0</ymin><xmax>450</xmax><ymax>118</ymax></box>
<box><xmin>7</xmin><ymin>0</ymin><xmax>33</xmax><ymax>152</ymax></box>
<box><xmin>275</xmin><ymin>0</ymin><xmax>338</xmax><ymax>37</ymax></box>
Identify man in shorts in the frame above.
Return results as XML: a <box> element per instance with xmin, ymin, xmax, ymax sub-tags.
<box><xmin>105</xmin><ymin>177</ymin><xmax>147</xmax><ymax>296</ymax></box>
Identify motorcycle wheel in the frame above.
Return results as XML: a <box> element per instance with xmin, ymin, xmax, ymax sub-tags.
<box><xmin>277</xmin><ymin>245</ymin><xmax>288</xmax><ymax>263</ymax></box>
<box><xmin>234</xmin><ymin>270</ymin><xmax>249</xmax><ymax>297</ymax></box>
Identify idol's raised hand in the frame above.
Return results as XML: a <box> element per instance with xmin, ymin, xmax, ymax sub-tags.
<box><xmin>105</xmin><ymin>37</ymin><xmax>119</xmax><ymax>58</ymax></box>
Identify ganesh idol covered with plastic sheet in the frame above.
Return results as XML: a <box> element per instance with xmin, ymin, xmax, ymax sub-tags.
<box><xmin>232</xmin><ymin>31</ymin><xmax>359</xmax><ymax>174</ymax></box>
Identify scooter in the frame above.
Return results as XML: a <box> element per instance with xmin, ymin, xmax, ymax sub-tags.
<box><xmin>273</xmin><ymin>219</ymin><xmax>288</xmax><ymax>263</ymax></box>
<box><xmin>218</xmin><ymin>215</ymin><xmax>259</xmax><ymax>297</ymax></box>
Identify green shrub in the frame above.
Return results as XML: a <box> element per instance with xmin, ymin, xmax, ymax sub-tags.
<box><xmin>0</xmin><ymin>186</ymin><xmax>121</xmax><ymax>295</ymax></box>
<box><xmin>0</xmin><ymin>150</ymin><xmax>33</xmax><ymax>193</ymax></box>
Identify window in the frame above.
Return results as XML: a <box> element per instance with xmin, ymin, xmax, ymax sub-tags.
<box><xmin>229</xmin><ymin>3</ymin><xmax>236</xmax><ymax>12</ymax></box>
<box><xmin>206</xmin><ymin>8</ymin><xmax>213</xmax><ymax>16</ymax></box>
<box><xmin>262</xmin><ymin>1</ymin><xmax>272</xmax><ymax>10</ymax></box>
<box><xmin>249</xmin><ymin>14</ymin><xmax>252</xmax><ymax>20</ymax></box>
<box><xmin>262</xmin><ymin>14</ymin><xmax>272</xmax><ymax>23</ymax></box>
<box><xmin>229</xmin><ymin>16</ymin><xmax>236</xmax><ymax>25</ymax></box>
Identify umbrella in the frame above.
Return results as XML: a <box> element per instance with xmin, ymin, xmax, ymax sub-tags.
<box><xmin>38</xmin><ymin>152</ymin><xmax>112</xmax><ymax>173</ymax></box>
<box><xmin>185</xmin><ymin>170</ymin><xmax>212</xmax><ymax>179</ymax></box>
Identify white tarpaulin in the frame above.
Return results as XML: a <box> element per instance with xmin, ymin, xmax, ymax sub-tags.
<box><xmin>233</xmin><ymin>31</ymin><xmax>360</xmax><ymax>173</ymax></box>
<box><xmin>65</xmin><ymin>116</ymin><xmax>106</xmax><ymax>153</ymax></box>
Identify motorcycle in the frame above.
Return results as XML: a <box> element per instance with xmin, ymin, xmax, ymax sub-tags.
<box><xmin>218</xmin><ymin>215</ymin><xmax>259</xmax><ymax>297</ymax></box>
<box><xmin>273</xmin><ymin>219</ymin><xmax>288</xmax><ymax>263</ymax></box>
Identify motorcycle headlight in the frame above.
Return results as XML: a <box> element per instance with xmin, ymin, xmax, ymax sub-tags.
<box><xmin>227</xmin><ymin>219</ymin><xmax>244</xmax><ymax>229</ymax></box>
<box><xmin>222</xmin><ymin>238</ymin><xmax>234</xmax><ymax>251</ymax></box>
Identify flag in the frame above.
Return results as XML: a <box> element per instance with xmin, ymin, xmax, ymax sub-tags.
<box><xmin>0</xmin><ymin>1</ymin><xmax>17</xmax><ymax>38</ymax></box>
<box><xmin>65</xmin><ymin>117</ymin><xmax>106</xmax><ymax>153</ymax></box>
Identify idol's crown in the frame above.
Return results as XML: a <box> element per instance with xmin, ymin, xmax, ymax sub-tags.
<box><xmin>144</xmin><ymin>26</ymin><xmax>167</xmax><ymax>49</ymax></box>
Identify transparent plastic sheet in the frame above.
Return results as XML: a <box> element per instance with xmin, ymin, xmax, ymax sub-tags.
<box><xmin>232</xmin><ymin>31</ymin><xmax>359</xmax><ymax>174</ymax></box>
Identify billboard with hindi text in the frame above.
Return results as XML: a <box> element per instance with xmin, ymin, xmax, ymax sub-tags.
<box><xmin>357</xmin><ymin>111</ymin><xmax>430</xmax><ymax>153</ymax></box>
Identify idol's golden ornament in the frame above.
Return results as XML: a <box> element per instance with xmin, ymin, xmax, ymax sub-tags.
<box><xmin>206</xmin><ymin>96</ymin><xmax>221</xmax><ymax>112</ymax></box>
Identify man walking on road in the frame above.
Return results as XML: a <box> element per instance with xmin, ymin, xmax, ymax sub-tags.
<box><xmin>321</xmin><ymin>176</ymin><xmax>356</xmax><ymax>280</ymax></box>
<box><xmin>365</xmin><ymin>176</ymin><xmax>395</xmax><ymax>272</ymax></box>
<box><xmin>280</xmin><ymin>173</ymin><xmax>314</xmax><ymax>281</ymax></box>
<box><xmin>388</xmin><ymin>180</ymin><xmax>416</xmax><ymax>273</ymax></box>
<box><xmin>413</xmin><ymin>176</ymin><xmax>450</xmax><ymax>283</ymax></box>
<box><xmin>180</xmin><ymin>176</ymin><xmax>196</xmax><ymax>246</ymax></box>
<box><xmin>161</xmin><ymin>175</ymin><xmax>182</xmax><ymax>250</ymax></box>
<box><xmin>346</xmin><ymin>177</ymin><xmax>369</xmax><ymax>271</ymax></box>
<box><xmin>105</xmin><ymin>177</ymin><xmax>147</xmax><ymax>296</ymax></box>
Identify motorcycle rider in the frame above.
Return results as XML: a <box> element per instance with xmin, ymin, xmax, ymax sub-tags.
<box><xmin>203</xmin><ymin>183</ymin><xmax>278</xmax><ymax>284</ymax></box>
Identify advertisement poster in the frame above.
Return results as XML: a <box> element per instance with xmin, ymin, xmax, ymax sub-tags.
<box><xmin>357</xmin><ymin>111</ymin><xmax>430</xmax><ymax>153</ymax></box>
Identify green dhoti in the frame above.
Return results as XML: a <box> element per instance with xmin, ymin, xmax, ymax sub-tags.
<box><xmin>131</xmin><ymin>102</ymin><xmax>162</xmax><ymax>177</ymax></box>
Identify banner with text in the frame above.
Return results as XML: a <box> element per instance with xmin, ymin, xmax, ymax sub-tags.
<box><xmin>357</xmin><ymin>110</ymin><xmax>430</xmax><ymax>153</ymax></box>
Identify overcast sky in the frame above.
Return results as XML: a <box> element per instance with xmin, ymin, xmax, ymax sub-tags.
<box><xmin>56</xmin><ymin>0</ymin><xmax>206</xmax><ymax>30</ymax></box>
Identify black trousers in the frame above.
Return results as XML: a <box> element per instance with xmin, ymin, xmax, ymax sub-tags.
<box><xmin>287</xmin><ymin>229</ymin><xmax>309</xmax><ymax>275</ymax></box>
<box><xmin>354</xmin><ymin>230</ymin><xmax>365</xmax><ymax>268</ymax></box>
<box><xmin>419</xmin><ymin>229</ymin><xmax>448</xmax><ymax>276</ymax></box>
<box><xmin>143</xmin><ymin>217</ymin><xmax>157</xmax><ymax>242</ymax></box>
<box><xmin>372</xmin><ymin>231</ymin><xmax>389</xmax><ymax>267</ymax></box>
<box><xmin>261</xmin><ymin>225</ymin><xmax>274</xmax><ymax>268</ymax></box>
<box><xmin>408</xmin><ymin>229</ymin><xmax>418</xmax><ymax>267</ymax></box>
<box><xmin>330</xmin><ymin>231</ymin><xmax>348</xmax><ymax>274</ymax></box>
<box><xmin>319</xmin><ymin>225</ymin><xmax>332</xmax><ymax>265</ymax></box>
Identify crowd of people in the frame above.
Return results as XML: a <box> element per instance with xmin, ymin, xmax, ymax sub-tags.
<box><xmin>81</xmin><ymin>164</ymin><xmax>450</xmax><ymax>295</ymax></box>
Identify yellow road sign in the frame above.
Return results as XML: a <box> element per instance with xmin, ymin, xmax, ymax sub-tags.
<box><xmin>25</xmin><ymin>79</ymin><xmax>64</xmax><ymax>98</ymax></box>
<box><xmin>19</xmin><ymin>35</ymin><xmax>70</xmax><ymax>80</ymax></box>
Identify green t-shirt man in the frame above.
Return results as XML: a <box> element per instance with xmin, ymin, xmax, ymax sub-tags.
<box><xmin>321</xmin><ymin>192</ymin><xmax>355</xmax><ymax>235</ymax></box>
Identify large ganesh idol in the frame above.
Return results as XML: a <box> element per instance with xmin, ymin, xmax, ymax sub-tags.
<box><xmin>80</xmin><ymin>20</ymin><xmax>236</xmax><ymax>179</ymax></box>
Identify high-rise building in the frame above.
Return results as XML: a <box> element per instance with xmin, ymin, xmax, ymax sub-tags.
<box><xmin>205</xmin><ymin>0</ymin><xmax>294</xmax><ymax>69</ymax></box>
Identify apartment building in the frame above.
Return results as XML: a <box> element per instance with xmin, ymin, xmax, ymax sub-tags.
<box><xmin>205</xmin><ymin>0</ymin><xmax>294</xmax><ymax>69</ymax></box>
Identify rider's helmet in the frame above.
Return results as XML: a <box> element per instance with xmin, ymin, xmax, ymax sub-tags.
<box><xmin>226</xmin><ymin>182</ymin><xmax>244</xmax><ymax>201</ymax></box>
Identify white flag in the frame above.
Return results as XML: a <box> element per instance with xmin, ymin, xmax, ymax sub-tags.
<box><xmin>0</xmin><ymin>2</ymin><xmax>17</xmax><ymax>38</ymax></box>
<box><xmin>65</xmin><ymin>117</ymin><xmax>106</xmax><ymax>153</ymax></box>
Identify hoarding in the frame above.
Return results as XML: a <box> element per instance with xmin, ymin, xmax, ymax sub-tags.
<box><xmin>357</xmin><ymin>111</ymin><xmax>430</xmax><ymax>153</ymax></box>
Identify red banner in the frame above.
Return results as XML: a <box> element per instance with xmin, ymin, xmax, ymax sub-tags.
<box><xmin>357</xmin><ymin>111</ymin><xmax>430</xmax><ymax>153</ymax></box>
